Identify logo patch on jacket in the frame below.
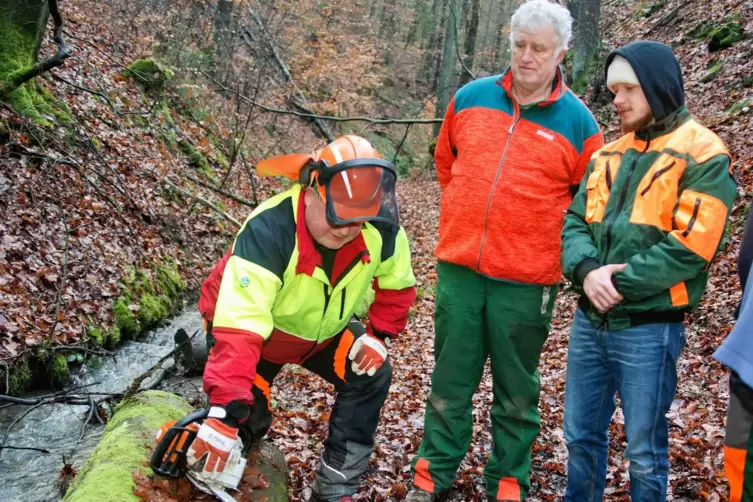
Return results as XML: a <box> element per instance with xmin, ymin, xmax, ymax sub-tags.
<box><xmin>240</xmin><ymin>276</ymin><xmax>250</xmax><ymax>288</ymax></box>
<box><xmin>536</xmin><ymin>129</ymin><xmax>555</xmax><ymax>141</ymax></box>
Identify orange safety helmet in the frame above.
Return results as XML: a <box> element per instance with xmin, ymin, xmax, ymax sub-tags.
<box><xmin>257</xmin><ymin>135</ymin><xmax>399</xmax><ymax>227</ymax></box>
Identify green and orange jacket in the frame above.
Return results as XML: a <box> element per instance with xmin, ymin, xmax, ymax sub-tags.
<box><xmin>198</xmin><ymin>184</ymin><xmax>416</xmax><ymax>405</ymax></box>
<box><xmin>434</xmin><ymin>66</ymin><xmax>604</xmax><ymax>285</ymax></box>
<box><xmin>562</xmin><ymin>107</ymin><xmax>737</xmax><ymax>329</ymax></box>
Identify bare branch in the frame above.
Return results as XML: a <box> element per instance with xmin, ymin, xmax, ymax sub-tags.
<box><xmin>182</xmin><ymin>172</ymin><xmax>257</xmax><ymax>209</ymax></box>
<box><xmin>0</xmin><ymin>445</ymin><xmax>51</xmax><ymax>454</ymax></box>
<box><xmin>122</xmin><ymin>330</ymin><xmax>200</xmax><ymax>400</ymax></box>
<box><xmin>245</xmin><ymin>6</ymin><xmax>336</xmax><ymax>140</ymax></box>
<box><xmin>205</xmin><ymin>73</ymin><xmax>443</xmax><ymax>124</ymax></box>
<box><xmin>160</xmin><ymin>178</ymin><xmax>241</xmax><ymax>227</ymax></box>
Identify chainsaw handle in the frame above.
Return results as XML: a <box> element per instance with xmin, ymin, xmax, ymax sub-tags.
<box><xmin>176</xmin><ymin>409</ymin><xmax>209</xmax><ymax>426</ymax></box>
<box><xmin>150</xmin><ymin>409</ymin><xmax>210</xmax><ymax>477</ymax></box>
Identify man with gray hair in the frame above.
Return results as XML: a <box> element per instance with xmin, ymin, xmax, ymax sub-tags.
<box><xmin>405</xmin><ymin>1</ymin><xmax>603</xmax><ymax>501</ymax></box>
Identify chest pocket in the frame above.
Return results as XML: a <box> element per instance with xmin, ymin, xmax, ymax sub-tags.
<box><xmin>630</xmin><ymin>154</ymin><xmax>687</xmax><ymax>231</ymax></box>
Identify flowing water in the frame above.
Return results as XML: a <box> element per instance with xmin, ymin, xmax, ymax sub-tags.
<box><xmin>0</xmin><ymin>308</ymin><xmax>204</xmax><ymax>502</ymax></box>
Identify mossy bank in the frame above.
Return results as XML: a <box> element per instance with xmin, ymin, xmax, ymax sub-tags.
<box><xmin>1</xmin><ymin>261</ymin><xmax>186</xmax><ymax>395</ymax></box>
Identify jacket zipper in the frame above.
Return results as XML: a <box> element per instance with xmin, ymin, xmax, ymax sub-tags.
<box><xmin>606</xmin><ymin>161</ymin><xmax>613</xmax><ymax>190</ymax></box>
<box><xmin>640</xmin><ymin>161</ymin><xmax>675</xmax><ymax>196</ymax></box>
<box><xmin>682</xmin><ymin>198</ymin><xmax>701</xmax><ymax>237</ymax></box>
<box><xmin>340</xmin><ymin>287</ymin><xmax>346</xmax><ymax>319</ymax></box>
<box><xmin>476</xmin><ymin>106</ymin><xmax>521</xmax><ymax>271</ymax></box>
<box><xmin>603</xmin><ymin>140</ymin><xmax>651</xmax><ymax>261</ymax></box>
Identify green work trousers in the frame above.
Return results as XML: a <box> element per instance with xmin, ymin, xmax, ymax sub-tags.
<box><xmin>411</xmin><ymin>261</ymin><xmax>557</xmax><ymax>501</ymax></box>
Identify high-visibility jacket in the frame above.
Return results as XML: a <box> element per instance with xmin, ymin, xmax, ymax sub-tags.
<box><xmin>198</xmin><ymin>184</ymin><xmax>416</xmax><ymax>405</ymax></box>
<box><xmin>562</xmin><ymin>106</ymin><xmax>736</xmax><ymax>330</ymax></box>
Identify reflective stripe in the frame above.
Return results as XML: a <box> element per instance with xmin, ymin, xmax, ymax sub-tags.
<box><xmin>725</xmin><ymin>445</ymin><xmax>746</xmax><ymax>502</ymax></box>
<box><xmin>669</xmin><ymin>282</ymin><xmax>689</xmax><ymax>307</ymax></box>
<box><xmin>334</xmin><ymin>329</ymin><xmax>355</xmax><ymax>381</ymax></box>
<box><xmin>413</xmin><ymin>458</ymin><xmax>435</xmax><ymax>493</ymax></box>
<box><xmin>496</xmin><ymin>477</ymin><xmax>521</xmax><ymax>501</ymax></box>
<box><xmin>253</xmin><ymin>374</ymin><xmax>272</xmax><ymax>411</ymax></box>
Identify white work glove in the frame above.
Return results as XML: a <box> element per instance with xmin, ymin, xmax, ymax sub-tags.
<box><xmin>186</xmin><ymin>411</ymin><xmax>246</xmax><ymax>490</ymax></box>
<box><xmin>348</xmin><ymin>334</ymin><xmax>389</xmax><ymax>376</ymax></box>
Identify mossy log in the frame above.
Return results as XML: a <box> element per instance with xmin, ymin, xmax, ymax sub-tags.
<box><xmin>63</xmin><ymin>390</ymin><xmax>289</xmax><ymax>502</ymax></box>
<box><xmin>63</xmin><ymin>391</ymin><xmax>194</xmax><ymax>502</ymax></box>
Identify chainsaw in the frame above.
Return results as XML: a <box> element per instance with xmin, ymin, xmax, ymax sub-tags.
<box><xmin>151</xmin><ymin>408</ymin><xmax>249</xmax><ymax>502</ymax></box>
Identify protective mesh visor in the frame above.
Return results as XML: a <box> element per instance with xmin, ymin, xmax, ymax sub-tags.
<box><xmin>324</xmin><ymin>165</ymin><xmax>399</xmax><ymax>227</ymax></box>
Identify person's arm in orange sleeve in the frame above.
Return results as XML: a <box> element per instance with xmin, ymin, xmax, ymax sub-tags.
<box><xmin>434</xmin><ymin>98</ymin><xmax>457</xmax><ymax>191</ymax></box>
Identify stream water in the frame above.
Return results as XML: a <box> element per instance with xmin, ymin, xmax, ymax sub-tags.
<box><xmin>0</xmin><ymin>307</ymin><xmax>204</xmax><ymax>502</ymax></box>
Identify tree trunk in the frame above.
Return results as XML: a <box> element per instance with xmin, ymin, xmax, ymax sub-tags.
<box><xmin>568</xmin><ymin>0</ymin><xmax>601</xmax><ymax>90</ymax></box>
<box><xmin>0</xmin><ymin>0</ymin><xmax>50</xmax><ymax>84</ymax></box>
<box><xmin>212</xmin><ymin>0</ymin><xmax>234</xmax><ymax>83</ymax></box>
<box><xmin>380</xmin><ymin>2</ymin><xmax>396</xmax><ymax>38</ymax></box>
<box><xmin>434</xmin><ymin>0</ymin><xmax>459</xmax><ymax>136</ymax></box>
<box><xmin>459</xmin><ymin>0</ymin><xmax>481</xmax><ymax>85</ymax></box>
<box><xmin>422</xmin><ymin>0</ymin><xmax>444</xmax><ymax>83</ymax></box>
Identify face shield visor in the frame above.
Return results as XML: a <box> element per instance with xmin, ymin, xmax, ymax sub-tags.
<box><xmin>317</xmin><ymin>158</ymin><xmax>399</xmax><ymax>228</ymax></box>
<box><xmin>255</xmin><ymin>153</ymin><xmax>400</xmax><ymax>228</ymax></box>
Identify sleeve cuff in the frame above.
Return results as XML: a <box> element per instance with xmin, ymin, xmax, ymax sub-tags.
<box><xmin>574</xmin><ymin>257</ymin><xmax>601</xmax><ymax>287</ymax></box>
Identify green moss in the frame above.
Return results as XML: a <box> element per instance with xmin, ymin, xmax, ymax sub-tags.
<box><xmin>63</xmin><ymin>391</ymin><xmax>193</xmax><ymax>502</ymax></box>
<box><xmin>4</xmin><ymin>358</ymin><xmax>32</xmax><ymax>395</ymax></box>
<box><xmin>87</xmin><ymin>325</ymin><xmax>105</xmax><ymax>346</ymax></box>
<box><xmin>0</xmin><ymin>6</ymin><xmax>72</xmax><ymax>126</ymax></box>
<box><xmin>701</xmin><ymin>60</ymin><xmax>724</xmax><ymax>83</ymax></box>
<box><xmin>133</xmin><ymin>269</ymin><xmax>155</xmax><ymax>296</ymax></box>
<box><xmin>156</xmin><ymin>263</ymin><xmax>185</xmax><ymax>299</ymax></box>
<box><xmin>137</xmin><ymin>293</ymin><xmax>170</xmax><ymax>330</ymax></box>
<box><xmin>636</xmin><ymin>0</ymin><xmax>665</xmax><ymax>19</ymax></box>
<box><xmin>123</xmin><ymin>59</ymin><xmax>173</xmax><ymax>94</ymax></box>
<box><xmin>113</xmin><ymin>297</ymin><xmax>141</xmax><ymax>341</ymax></box>
<box><xmin>571</xmin><ymin>52</ymin><xmax>603</xmax><ymax>95</ymax></box>
<box><xmin>726</xmin><ymin>99</ymin><xmax>751</xmax><ymax>115</ymax></box>
<box><xmin>178</xmin><ymin>138</ymin><xmax>213</xmax><ymax>177</ymax></box>
<box><xmin>708</xmin><ymin>22</ymin><xmax>743</xmax><ymax>52</ymax></box>
<box><xmin>691</xmin><ymin>18</ymin><xmax>744</xmax><ymax>52</ymax></box>
<box><xmin>51</xmin><ymin>353</ymin><xmax>70</xmax><ymax>387</ymax></box>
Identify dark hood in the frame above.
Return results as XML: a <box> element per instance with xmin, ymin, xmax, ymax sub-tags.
<box><xmin>605</xmin><ymin>41</ymin><xmax>685</xmax><ymax>122</ymax></box>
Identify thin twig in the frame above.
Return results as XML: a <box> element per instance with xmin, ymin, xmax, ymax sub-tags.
<box><xmin>122</xmin><ymin>330</ymin><xmax>200</xmax><ymax>400</ymax></box>
<box><xmin>52</xmin><ymin>74</ymin><xmax>115</xmax><ymax>111</ymax></box>
<box><xmin>161</xmin><ymin>178</ymin><xmax>241</xmax><ymax>227</ymax></box>
<box><xmin>79</xmin><ymin>395</ymin><xmax>94</xmax><ymax>442</ymax></box>
<box><xmin>0</xmin><ymin>382</ymin><xmax>102</xmax><ymax>405</ymax></box>
<box><xmin>50</xmin><ymin>345</ymin><xmax>113</xmax><ymax>357</ymax></box>
<box><xmin>182</xmin><ymin>172</ymin><xmax>257</xmax><ymax>209</ymax></box>
<box><xmin>0</xmin><ymin>445</ymin><xmax>51</xmax><ymax>454</ymax></box>
<box><xmin>0</xmin><ymin>402</ymin><xmax>47</xmax><ymax>459</ymax></box>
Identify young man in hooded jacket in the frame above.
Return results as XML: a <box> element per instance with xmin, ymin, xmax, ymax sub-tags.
<box><xmin>560</xmin><ymin>41</ymin><xmax>737</xmax><ymax>501</ymax></box>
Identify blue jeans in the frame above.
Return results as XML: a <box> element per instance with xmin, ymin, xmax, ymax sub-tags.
<box><xmin>564</xmin><ymin>308</ymin><xmax>686</xmax><ymax>502</ymax></box>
